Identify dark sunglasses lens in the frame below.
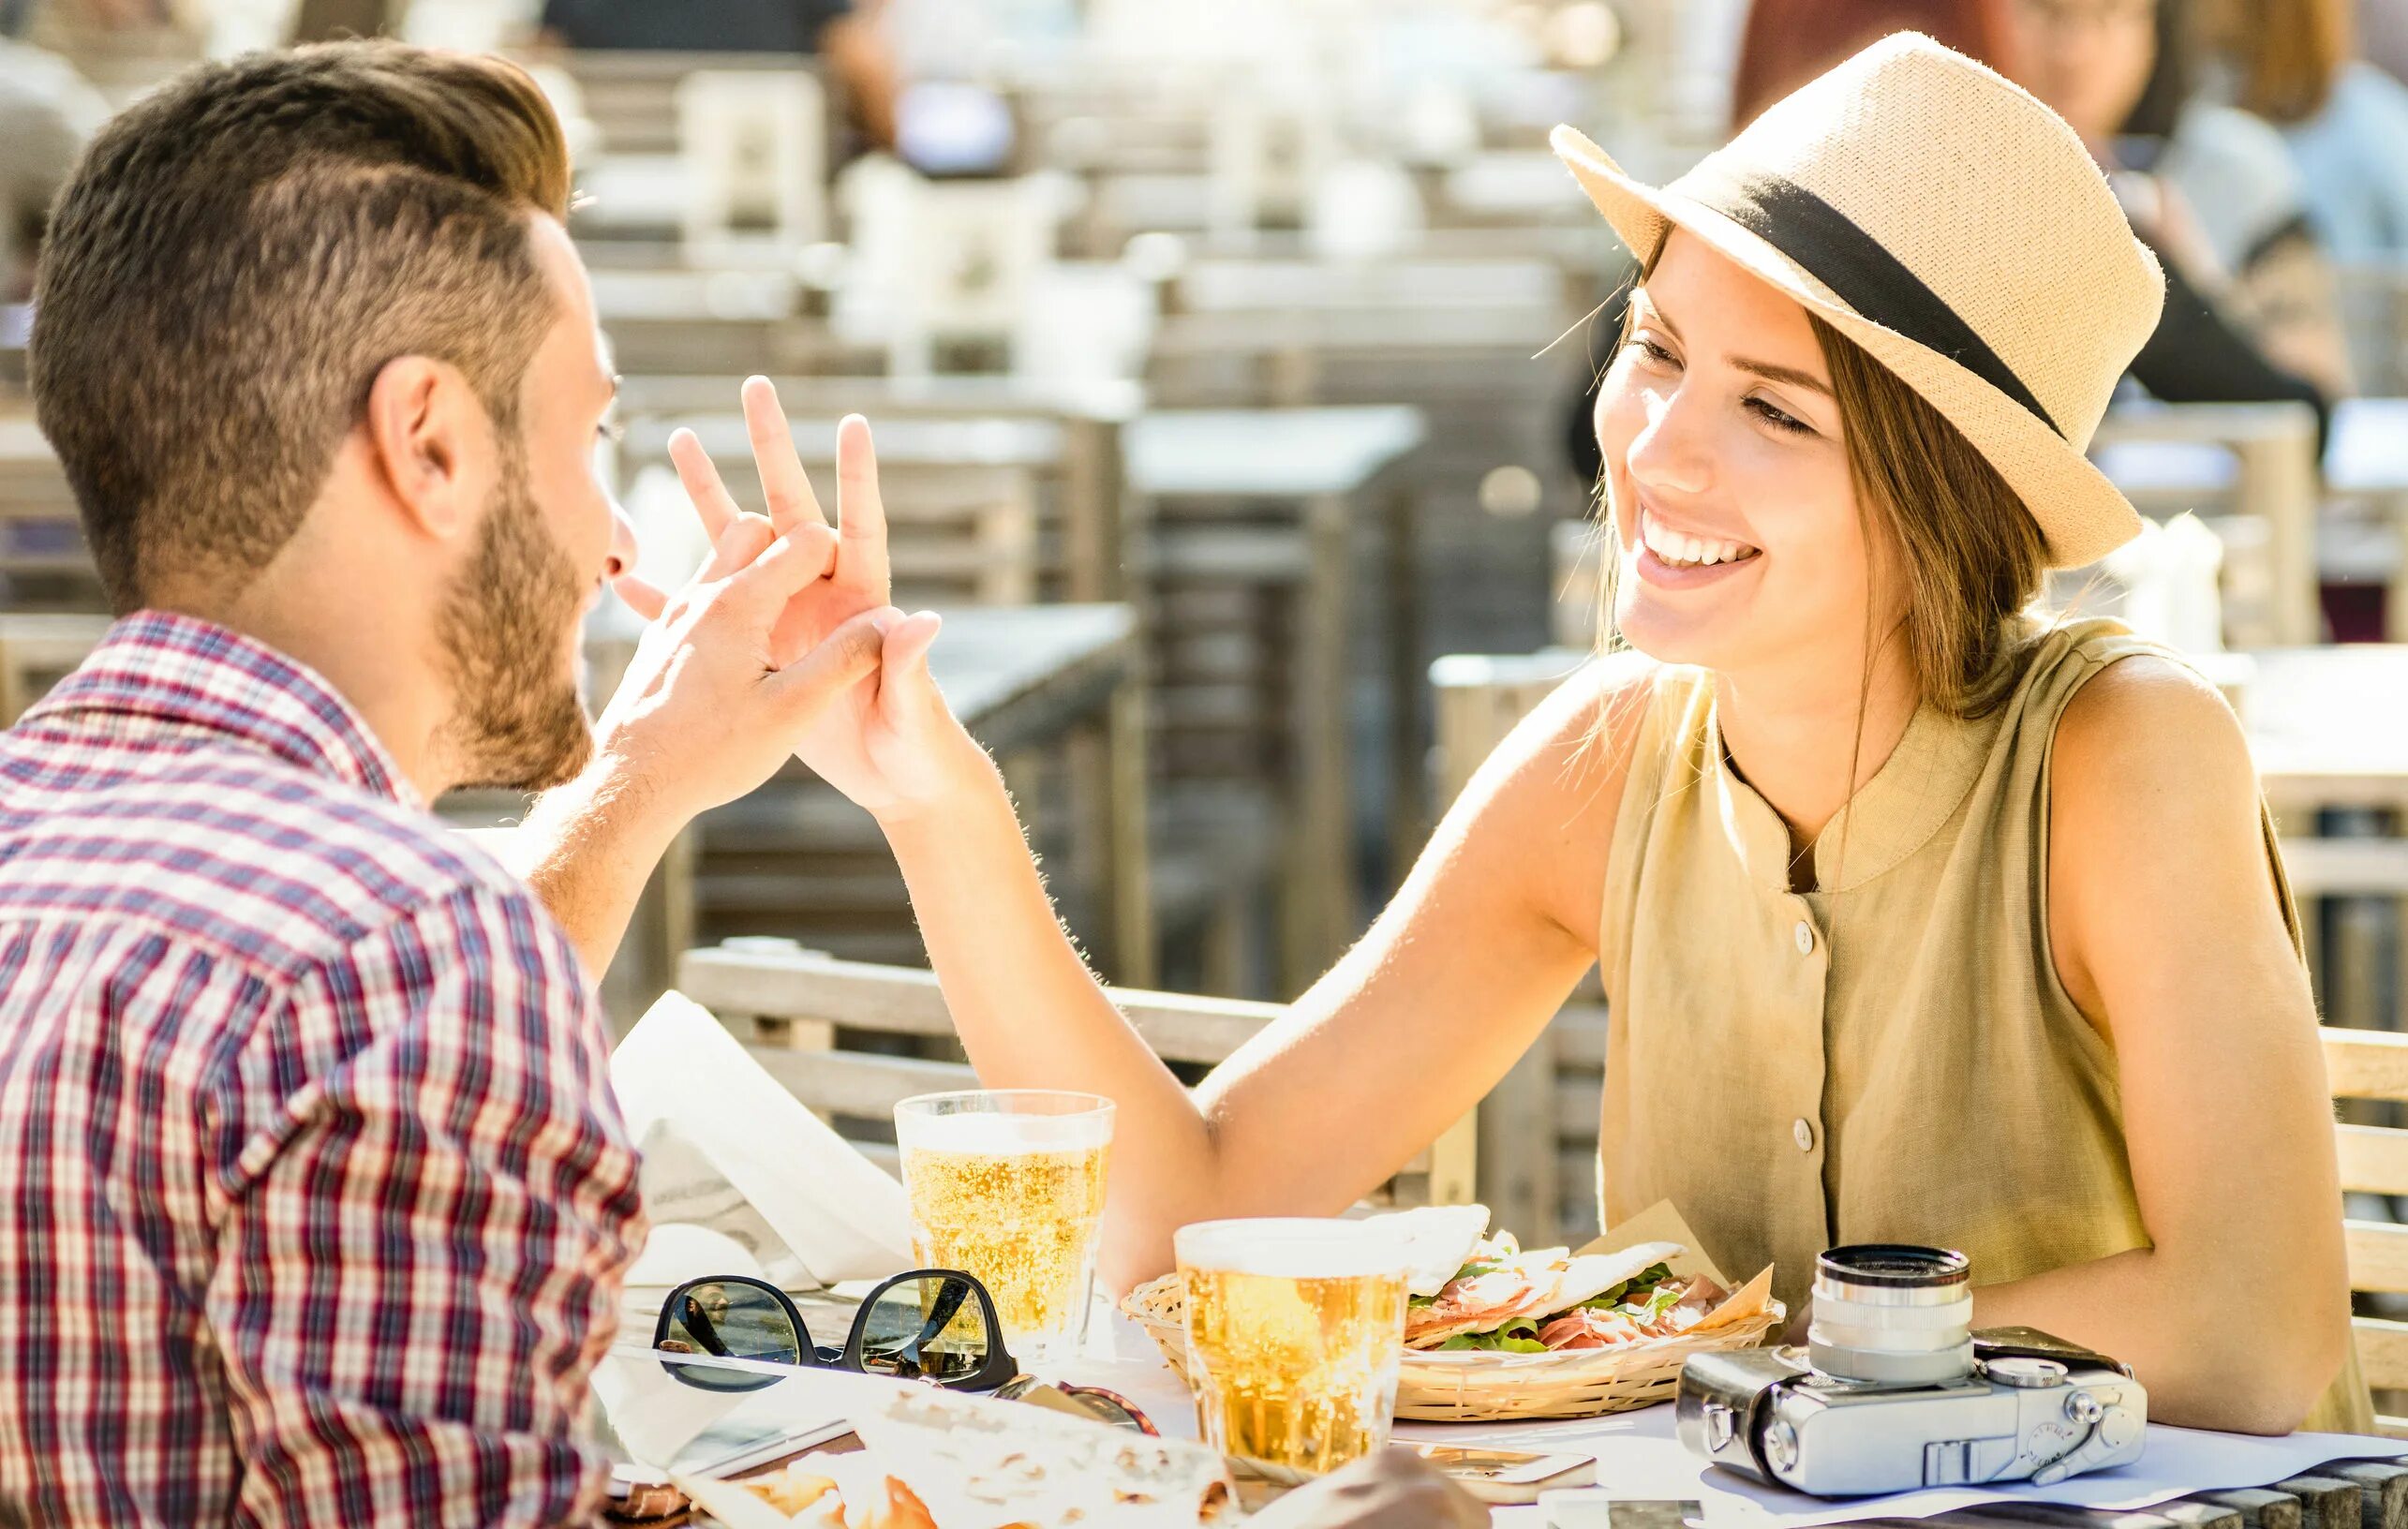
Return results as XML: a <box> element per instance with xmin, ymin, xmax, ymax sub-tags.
<box><xmin>858</xmin><ymin>1275</ymin><xmax>993</xmax><ymax>1385</ymax></box>
<box><xmin>659</xmin><ymin>1281</ymin><xmax>804</xmax><ymax>1393</ymax></box>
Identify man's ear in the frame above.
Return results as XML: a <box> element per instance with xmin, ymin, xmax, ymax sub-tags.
<box><xmin>361</xmin><ymin>354</ymin><xmax>487</xmax><ymax>543</ymax></box>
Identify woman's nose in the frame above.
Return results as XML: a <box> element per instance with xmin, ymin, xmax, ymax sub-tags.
<box><xmin>1623</xmin><ymin>388</ymin><xmax>1714</xmax><ymax>499</ymax></box>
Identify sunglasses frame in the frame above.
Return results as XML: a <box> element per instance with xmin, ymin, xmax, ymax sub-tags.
<box><xmin>655</xmin><ymin>1269</ymin><xmax>1020</xmax><ymax>1393</ymax></box>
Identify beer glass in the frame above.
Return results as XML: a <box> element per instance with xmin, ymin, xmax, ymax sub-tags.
<box><xmin>1175</xmin><ymin>1218</ymin><xmax>1409</xmax><ymax>1479</ymax></box>
<box><xmin>894</xmin><ymin>1090</ymin><xmax>1114</xmax><ymax>1366</ymax></box>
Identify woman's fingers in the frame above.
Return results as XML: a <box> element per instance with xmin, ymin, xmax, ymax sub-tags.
<box><xmin>667</xmin><ymin>427</ymin><xmax>745</xmax><ymax>544</ymax></box>
<box><xmin>696</xmin><ymin>513</ymin><xmax>780</xmax><ymax>586</ymax></box>
<box><xmin>834</xmin><ymin>414</ymin><xmax>893</xmax><ymax>602</ymax></box>
<box><xmin>877</xmin><ymin>611</ymin><xmax>944</xmax><ymax>722</ymax></box>
<box><xmin>612</xmin><ymin>571</ymin><xmax>669</xmax><ymax>623</ymax></box>
<box><xmin>742</xmin><ymin>375</ymin><xmax>827</xmax><ymax>536</ymax></box>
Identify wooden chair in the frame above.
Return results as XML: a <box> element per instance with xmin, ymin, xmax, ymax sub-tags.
<box><xmin>674</xmin><ymin>939</ymin><xmax>1478</xmax><ymax>1209</ymax></box>
<box><xmin>2326</xmin><ymin>1025</ymin><xmax>2408</xmax><ymax>1433</ymax></box>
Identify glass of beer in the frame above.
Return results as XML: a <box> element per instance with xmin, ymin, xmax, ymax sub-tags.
<box><xmin>894</xmin><ymin>1090</ymin><xmax>1114</xmax><ymax>1367</ymax></box>
<box><xmin>1175</xmin><ymin>1218</ymin><xmax>1410</xmax><ymax>1480</ymax></box>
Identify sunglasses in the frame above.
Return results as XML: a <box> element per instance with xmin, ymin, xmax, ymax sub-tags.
<box><xmin>651</xmin><ymin>1272</ymin><xmax>1162</xmax><ymax>1436</ymax></box>
<box><xmin>656</xmin><ymin>1269</ymin><xmax>1019</xmax><ymax>1394</ymax></box>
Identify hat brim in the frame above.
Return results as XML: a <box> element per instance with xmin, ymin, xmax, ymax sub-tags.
<box><xmin>1552</xmin><ymin>126</ymin><xmax>2141</xmax><ymax>571</ymax></box>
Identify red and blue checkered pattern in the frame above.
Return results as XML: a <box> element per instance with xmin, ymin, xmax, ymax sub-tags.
<box><xmin>0</xmin><ymin>611</ymin><xmax>645</xmax><ymax>1526</ymax></box>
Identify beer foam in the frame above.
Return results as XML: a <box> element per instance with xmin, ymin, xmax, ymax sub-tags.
<box><xmin>1176</xmin><ymin>1221</ymin><xmax>1412</xmax><ymax>1279</ymax></box>
<box><xmin>897</xmin><ymin>1109</ymin><xmax>1112</xmax><ymax>1154</ymax></box>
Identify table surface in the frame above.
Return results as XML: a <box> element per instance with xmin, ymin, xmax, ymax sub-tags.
<box><xmin>1126</xmin><ymin>406</ymin><xmax>1428</xmax><ymax>498</ymax></box>
<box><xmin>631</xmin><ymin>1307</ymin><xmax>2408</xmax><ymax>1529</ymax></box>
<box><xmin>921</xmin><ymin>603</ymin><xmax>1136</xmax><ymax>730</ymax></box>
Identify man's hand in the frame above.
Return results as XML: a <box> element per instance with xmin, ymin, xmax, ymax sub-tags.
<box><xmin>592</xmin><ymin>518</ymin><xmax>898</xmax><ymax>820</ymax></box>
<box><xmin>658</xmin><ymin>381</ymin><xmax>984</xmax><ymax>821</ymax></box>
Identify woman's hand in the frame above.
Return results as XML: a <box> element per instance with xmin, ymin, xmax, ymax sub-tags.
<box><xmin>652</xmin><ymin>381</ymin><xmax>992</xmax><ymax>818</ymax></box>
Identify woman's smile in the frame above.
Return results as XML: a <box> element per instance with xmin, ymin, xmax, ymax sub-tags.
<box><xmin>1632</xmin><ymin>501</ymin><xmax>1764</xmax><ymax>589</ymax></box>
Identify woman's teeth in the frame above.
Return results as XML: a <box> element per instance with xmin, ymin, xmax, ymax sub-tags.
<box><xmin>1640</xmin><ymin>511</ymin><xmax>1760</xmax><ymax>569</ymax></box>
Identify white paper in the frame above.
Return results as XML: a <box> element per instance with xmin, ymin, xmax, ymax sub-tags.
<box><xmin>596</xmin><ymin>1347</ymin><xmax>1233</xmax><ymax>1529</ymax></box>
<box><xmin>1387</xmin><ymin>1399</ymin><xmax>2406</xmax><ymax>1529</ymax></box>
<box><xmin>610</xmin><ymin>991</ymin><xmax>914</xmax><ymax>1290</ymax></box>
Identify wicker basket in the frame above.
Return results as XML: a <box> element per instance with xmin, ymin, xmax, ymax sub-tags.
<box><xmin>1122</xmin><ymin>1299</ymin><xmax>1785</xmax><ymax>1424</ymax></box>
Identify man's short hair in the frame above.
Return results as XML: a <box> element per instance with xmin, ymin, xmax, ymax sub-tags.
<box><xmin>30</xmin><ymin>43</ymin><xmax>572</xmax><ymax>611</ymax></box>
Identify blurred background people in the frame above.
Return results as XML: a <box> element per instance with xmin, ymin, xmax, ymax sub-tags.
<box><xmin>2005</xmin><ymin>0</ymin><xmax>2355</xmax><ymax>404</ymax></box>
<box><xmin>2192</xmin><ymin>0</ymin><xmax>2408</xmax><ymax>262</ymax></box>
<box><xmin>535</xmin><ymin>0</ymin><xmax>899</xmax><ymax>146</ymax></box>
<box><xmin>1726</xmin><ymin>0</ymin><xmax>2009</xmax><ymax>128</ymax></box>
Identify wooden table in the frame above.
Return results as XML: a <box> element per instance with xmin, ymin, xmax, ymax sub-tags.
<box><xmin>1127</xmin><ymin>406</ymin><xmax>1429</xmax><ymax>988</ymax></box>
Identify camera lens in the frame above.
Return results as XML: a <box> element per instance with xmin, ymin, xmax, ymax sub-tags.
<box><xmin>1808</xmin><ymin>1244</ymin><xmax>1973</xmax><ymax>1386</ymax></box>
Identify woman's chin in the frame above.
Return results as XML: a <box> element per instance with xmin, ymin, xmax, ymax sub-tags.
<box><xmin>1613</xmin><ymin>589</ymin><xmax>1739</xmax><ymax>670</ymax></box>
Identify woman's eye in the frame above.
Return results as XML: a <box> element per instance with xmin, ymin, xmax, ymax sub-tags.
<box><xmin>1624</xmin><ymin>335</ymin><xmax>1678</xmax><ymax>368</ymax></box>
<box><xmin>1747</xmin><ymin>397</ymin><xmax>1813</xmax><ymax>437</ymax></box>
<box><xmin>597</xmin><ymin>419</ymin><xmax>626</xmax><ymax>445</ymax></box>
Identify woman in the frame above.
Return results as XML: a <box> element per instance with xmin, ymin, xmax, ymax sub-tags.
<box><xmin>809</xmin><ymin>37</ymin><xmax>2360</xmax><ymax>1433</ymax></box>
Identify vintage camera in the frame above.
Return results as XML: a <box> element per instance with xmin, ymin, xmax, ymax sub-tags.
<box><xmin>1677</xmin><ymin>1246</ymin><xmax>2146</xmax><ymax>1498</ymax></box>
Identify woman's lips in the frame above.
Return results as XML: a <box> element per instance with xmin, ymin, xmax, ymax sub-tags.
<box><xmin>1632</xmin><ymin>542</ymin><xmax>1762</xmax><ymax>589</ymax></box>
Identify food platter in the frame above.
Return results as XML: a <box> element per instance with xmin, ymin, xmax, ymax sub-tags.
<box><xmin>1121</xmin><ymin>1204</ymin><xmax>1782</xmax><ymax>1423</ymax></box>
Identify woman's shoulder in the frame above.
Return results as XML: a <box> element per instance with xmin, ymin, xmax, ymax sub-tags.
<box><xmin>2046</xmin><ymin>640</ymin><xmax>2255</xmax><ymax>817</ymax></box>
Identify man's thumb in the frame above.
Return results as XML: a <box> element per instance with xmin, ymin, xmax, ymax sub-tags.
<box><xmin>764</xmin><ymin>606</ymin><xmax>899</xmax><ymax>714</ymax></box>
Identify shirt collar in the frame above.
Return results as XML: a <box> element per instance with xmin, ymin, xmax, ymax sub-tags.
<box><xmin>1708</xmin><ymin>680</ymin><xmax>2003</xmax><ymax>894</ymax></box>
<box><xmin>20</xmin><ymin>610</ymin><xmax>420</xmax><ymax>809</ymax></box>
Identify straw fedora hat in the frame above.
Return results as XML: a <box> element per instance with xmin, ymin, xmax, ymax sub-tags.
<box><xmin>1553</xmin><ymin>32</ymin><xmax>2163</xmax><ymax>569</ymax></box>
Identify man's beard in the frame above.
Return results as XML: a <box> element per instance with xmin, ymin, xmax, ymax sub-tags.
<box><xmin>435</xmin><ymin>444</ymin><xmax>595</xmax><ymax>794</ymax></box>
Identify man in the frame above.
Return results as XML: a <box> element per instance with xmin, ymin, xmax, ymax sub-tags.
<box><xmin>7</xmin><ymin>41</ymin><xmax>905</xmax><ymax>1525</ymax></box>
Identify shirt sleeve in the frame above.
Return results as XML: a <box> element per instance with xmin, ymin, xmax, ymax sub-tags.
<box><xmin>203</xmin><ymin>883</ymin><xmax>646</xmax><ymax>1529</ymax></box>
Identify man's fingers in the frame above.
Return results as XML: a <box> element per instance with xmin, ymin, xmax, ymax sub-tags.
<box><xmin>834</xmin><ymin>414</ymin><xmax>893</xmax><ymax>598</ymax></box>
<box><xmin>668</xmin><ymin>427</ymin><xmax>744</xmax><ymax>543</ymax></box>
<box><xmin>613</xmin><ymin>572</ymin><xmax>670</xmax><ymax>622</ymax></box>
<box><xmin>765</xmin><ymin>606</ymin><xmax>898</xmax><ymax>716</ymax></box>
<box><xmin>696</xmin><ymin>512</ymin><xmax>778</xmax><ymax>586</ymax></box>
<box><xmin>742</xmin><ymin>376</ymin><xmax>827</xmax><ymax>536</ymax></box>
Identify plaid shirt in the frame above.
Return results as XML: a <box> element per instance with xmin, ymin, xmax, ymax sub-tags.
<box><xmin>0</xmin><ymin>612</ymin><xmax>646</xmax><ymax>1527</ymax></box>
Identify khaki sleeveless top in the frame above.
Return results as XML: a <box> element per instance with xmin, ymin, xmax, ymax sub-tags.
<box><xmin>1596</xmin><ymin>618</ymin><xmax>2371</xmax><ymax>1432</ymax></box>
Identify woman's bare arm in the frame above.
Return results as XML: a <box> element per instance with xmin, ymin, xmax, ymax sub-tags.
<box><xmin>1974</xmin><ymin>657</ymin><xmax>2350</xmax><ymax>1433</ymax></box>
<box><xmin>876</xmin><ymin>656</ymin><xmax>1648</xmax><ymax>1288</ymax></box>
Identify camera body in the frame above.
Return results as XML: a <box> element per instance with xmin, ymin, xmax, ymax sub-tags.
<box><xmin>1677</xmin><ymin>1330</ymin><xmax>2146</xmax><ymax>1496</ymax></box>
<box><xmin>1675</xmin><ymin>1246</ymin><xmax>2146</xmax><ymax>1498</ymax></box>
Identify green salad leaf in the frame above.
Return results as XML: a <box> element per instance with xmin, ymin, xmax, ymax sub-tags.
<box><xmin>1579</xmin><ymin>1262</ymin><xmax>1674</xmax><ymax>1314</ymax></box>
<box><xmin>1435</xmin><ymin>1325</ymin><xmax>1550</xmax><ymax>1354</ymax></box>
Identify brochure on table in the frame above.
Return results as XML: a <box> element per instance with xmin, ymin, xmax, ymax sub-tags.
<box><xmin>609</xmin><ymin>990</ymin><xmax>914</xmax><ymax>1292</ymax></box>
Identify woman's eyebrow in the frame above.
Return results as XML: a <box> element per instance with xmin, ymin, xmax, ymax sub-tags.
<box><xmin>1732</xmin><ymin>357</ymin><xmax>1834</xmax><ymax>397</ymax></box>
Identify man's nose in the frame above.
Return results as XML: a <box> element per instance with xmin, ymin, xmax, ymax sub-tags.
<box><xmin>604</xmin><ymin>498</ymin><xmax>640</xmax><ymax>584</ymax></box>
